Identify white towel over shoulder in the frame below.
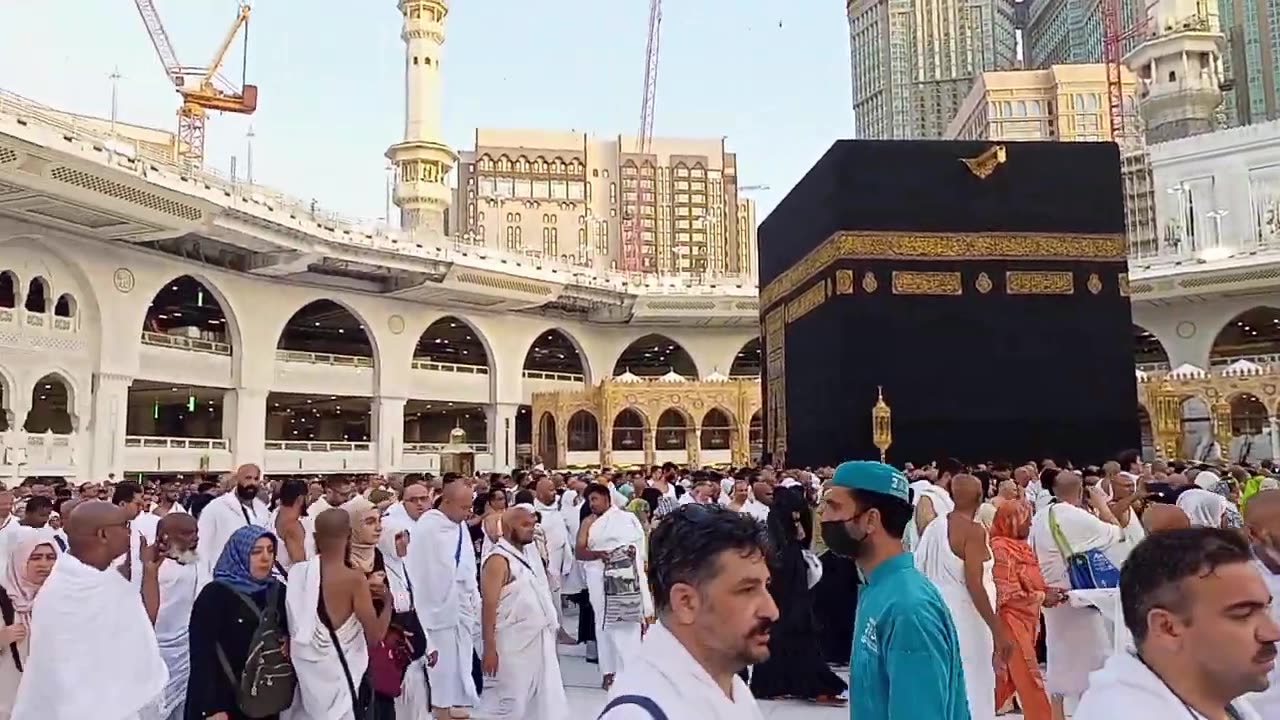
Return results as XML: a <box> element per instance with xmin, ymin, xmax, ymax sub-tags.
<box><xmin>285</xmin><ymin>558</ymin><xmax>369</xmax><ymax>720</ymax></box>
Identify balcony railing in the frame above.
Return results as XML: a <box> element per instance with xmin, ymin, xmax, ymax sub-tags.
<box><xmin>410</xmin><ymin>359</ymin><xmax>490</xmax><ymax>374</ymax></box>
<box><xmin>124</xmin><ymin>436</ymin><xmax>229</xmax><ymax>450</ymax></box>
<box><xmin>405</xmin><ymin>442</ymin><xmax>492</xmax><ymax>454</ymax></box>
<box><xmin>275</xmin><ymin>350</ymin><xmax>374</xmax><ymax>368</ymax></box>
<box><xmin>265</xmin><ymin>441</ymin><xmax>373</xmax><ymax>452</ymax></box>
<box><xmin>142</xmin><ymin>331</ymin><xmax>232</xmax><ymax>356</ymax></box>
<box><xmin>521</xmin><ymin>369</ymin><xmax>585</xmax><ymax>383</ymax></box>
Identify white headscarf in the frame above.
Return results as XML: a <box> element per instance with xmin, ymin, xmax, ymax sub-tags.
<box><xmin>376</xmin><ymin>515</ymin><xmax>413</xmax><ymax>613</ymax></box>
<box><xmin>1194</xmin><ymin>470</ymin><xmax>1222</xmax><ymax>490</ymax></box>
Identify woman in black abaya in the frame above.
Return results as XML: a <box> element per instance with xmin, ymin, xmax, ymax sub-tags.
<box><xmin>749</xmin><ymin>487</ymin><xmax>848</xmax><ymax>705</ymax></box>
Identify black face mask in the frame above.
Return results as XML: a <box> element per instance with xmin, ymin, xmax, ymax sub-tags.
<box><xmin>820</xmin><ymin>515</ymin><xmax>867</xmax><ymax>559</ymax></box>
<box><xmin>236</xmin><ymin>484</ymin><xmax>259</xmax><ymax>502</ymax></box>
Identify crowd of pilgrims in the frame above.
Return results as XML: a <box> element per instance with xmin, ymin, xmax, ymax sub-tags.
<box><xmin>0</xmin><ymin>452</ymin><xmax>1275</xmax><ymax>719</ymax></box>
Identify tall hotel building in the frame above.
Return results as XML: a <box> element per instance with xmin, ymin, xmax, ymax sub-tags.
<box><xmin>452</xmin><ymin>130</ymin><xmax>757</xmax><ymax>278</ymax></box>
<box><xmin>847</xmin><ymin>0</ymin><xmax>1018</xmax><ymax>138</ymax></box>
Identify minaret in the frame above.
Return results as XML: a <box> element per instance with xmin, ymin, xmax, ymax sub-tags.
<box><xmin>386</xmin><ymin>0</ymin><xmax>456</xmax><ymax>236</ymax></box>
<box><xmin>1123</xmin><ymin>0</ymin><xmax>1226</xmax><ymax>143</ymax></box>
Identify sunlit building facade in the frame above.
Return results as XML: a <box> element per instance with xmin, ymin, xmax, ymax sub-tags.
<box><xmin>452</xmin><ymin>130</ymin><xmax>756</xmax><ymax>278</ymax></box>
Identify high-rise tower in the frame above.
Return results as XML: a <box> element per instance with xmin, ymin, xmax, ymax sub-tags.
<box><xmin>386</xmin><ymin>0</ymin><xmax>456</xmax><ymax>236</ymax></box>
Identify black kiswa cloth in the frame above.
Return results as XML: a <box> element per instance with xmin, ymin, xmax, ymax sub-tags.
<box><xmin>758</xmin><ymin>141</ymin><xmax>1139</xmax><ymax>467</ymax></box>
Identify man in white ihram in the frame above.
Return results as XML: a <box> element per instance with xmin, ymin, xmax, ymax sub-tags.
<box><xmin>475</xmin><ymin>506</ymin><xmax>568</xmax><ymax>719</ymax></box>
<box><xmin>14</xmin><ymin>501</ymin><xmax>169</xmax><ymax>720</ymax></box>
<box><xmin>408</xmin><ymin>479</ymin><xmax>481</xmax><ymax>719</ymax></box>
<box><xmin>531</xmin><ymin>476</ymin><xmax>575</xmax><ymax>640</ymax></box>
<box><xmin>197</xmin><ymin>464</ymin><xmax>269</xmax><ymax>580</ymax></box>
<box><xmin>149</xmin><ymin>514</ymin><xmax>204</xmax><ymax>720</ymax></box>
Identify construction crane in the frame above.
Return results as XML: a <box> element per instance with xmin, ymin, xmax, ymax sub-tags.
<box><xmin>622</xmin><ymin>0</ymin><xmax>662</xmax><ymax>273</ymax></box>
<box><xmin>133</xmin><ymin>0</ymin><xmax>258</xmax><ymax>169</ymax></box>
<box><xmin>1102</xmin><ymin>0</ymin><xmax>1149</xmax><ymax>141</ymax></box>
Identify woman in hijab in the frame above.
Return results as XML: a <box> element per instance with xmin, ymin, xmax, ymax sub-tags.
<box><xmin>342</xmin><ymin>496</ymin><xmax>400</xmax><ymax>719</ymax></box>
<box><xmin>186</xmin><ymin>525</ymin><xmax>288</xmax><ymax>720</ymax></box>
<box><xmin>991</xmin><ymin>501</ymin><xmax>1062</xmax><ymax>720</ymax></box>
<box><xmin>0</xmin><ymin>535</ymin><xmax>57</xmax><ymax>718</ymax></box>
<box><xmin>749</xmin><ymin>487</ymin><xmax>848</xmax><ymax>705</ymax></box>
<box><xmin>1210</xmin><ymin>477</ymin><xmax>1245</xmax><ymax>529</ymax></box>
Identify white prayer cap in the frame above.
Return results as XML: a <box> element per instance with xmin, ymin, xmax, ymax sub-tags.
<box><xmin>514</xmin><ymin>503</ymin><xmax>536</xmax><ymax>513</ymax></box>
<box><xmin>1194</xmin><ymin>470</ymin><xmax>1221</xmax><ymax>490</ymax></box>
<box><xmin>780</xmin><ymin>478</ymin><xmax>802</xmax><ymax>489</ymax></box>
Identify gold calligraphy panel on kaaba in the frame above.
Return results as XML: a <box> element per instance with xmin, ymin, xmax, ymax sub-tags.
<box><xmin>759</xmin><ymin>231</ymin><xmax>1126</xmax><ymax>310</ymax></box>
<box><xmin>834</xmin><ymin>269</ymin><xmax>855</xmax><ymax>295</ymax></box>
<box><xmin>891</xmin><ymin>271</ymin><xmax>963</xmax><ymax>296</ymax></box>
<box><xmin>1006</xmin><ymin>271</ymin><xmax>1074</xmax><ymax>295</ymax></box>
<box><xmin>764</xmin><ymin>306</ymin><xmax>787</xmax><ymax>458</ymax></box>
<box><xmin>785</xmin><ymin>282</ymin><xmax>828</xmax><ymax>324</ymax></box>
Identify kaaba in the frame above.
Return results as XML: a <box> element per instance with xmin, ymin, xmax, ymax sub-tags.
<box><xmin>757</xmin><ymin>141</ymin><xmax>1139</xmax><ymax>468</ymax></box>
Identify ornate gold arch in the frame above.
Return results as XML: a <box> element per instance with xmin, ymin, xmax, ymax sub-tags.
<box><xmin>1139</xmin><ymin>368</ymin><xmax>1280</xmax><ymax>460</ymax></box>
<box><xmin>531</xmin><ymin>377</ymin><xmax>762</xmax><ymax>468</ymax></box>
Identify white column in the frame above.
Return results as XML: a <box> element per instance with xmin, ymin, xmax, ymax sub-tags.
<box><xmin>225</xmin><ymin>387</ymin><xmax>268</xmax><ymax>470</ymax></box>
<box><xmin>373</xmin><ymin>396</ymin><xmax>406</xmax><ymax>475</ymax></box>
<box><xmin>88</xmin><ymin>373</ymin><xmax>132</xmax><ymax>481</ymax></box>
<box><xmin>487</xmin><ymin>402</ymin><xmax>520</xmax><ymax>471</ymax></box>
<box><xmin>1270</xmin><ymin>416</ymin><xmax>1280</xmax><ymax>461</ymax></box>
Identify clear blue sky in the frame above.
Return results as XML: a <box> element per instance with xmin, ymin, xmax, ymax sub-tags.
<box><xmin>1</xmin><ymin>1</ymin><xmax>852</xmax><ymax>222</ymax></box>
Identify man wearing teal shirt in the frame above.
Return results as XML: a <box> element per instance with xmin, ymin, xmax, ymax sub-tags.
<box><xmin>820</xmin><ymin>460</ymin><xmax>970</xmax><ymax>720</ymax></box>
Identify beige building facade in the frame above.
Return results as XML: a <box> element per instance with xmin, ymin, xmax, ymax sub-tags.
<box><xmin>453</xmin><ymin>129</ymin><xmax>757</xmax><ymax>278</ymax></box>
<box><xmin>945</xmin><ymin>64</ymin><xmax>1139</xmax><ymax>140</ymax></box>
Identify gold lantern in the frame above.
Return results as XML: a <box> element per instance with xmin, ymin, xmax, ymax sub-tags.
<box><xmin>871</xmin><ymin>386</ymin><xmax>893</xmax><ymax>463</ymax></box>
<box><xmin>1151</xmin><ymin>378</ymin><xmax>1182</xmax><ymax>460</ymax></box>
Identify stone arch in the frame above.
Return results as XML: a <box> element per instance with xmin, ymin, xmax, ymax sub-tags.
<box><xmin>1208</xmin><ymin>305</ymin><xmax>1280</xmax><ymax>361</ymax></box>
<box><xmin>0</xmin><ymin>270</ymin><xmax>17</xmax><ymax>309</ymax></box>
<box><xmin>0</xmin><ymin>234</ymin><xmax>103</xmax><ymax>352</ymax></box>
<box><xmin>611</xmin><ymin>333</ymin><xmax>699</xmax><ymax>378</ymax></box>
<box><xmin>523</xmin><ymin>326</ymin><xmax>591</xmax><ymax>382</ymax></box>
<box><xmin>25</xmin><ymin>371</ymin><xmax>78</xmax><ymax>434</ymax></box>
<box><xmin>1133</xmin><ymin>323</ymin><xmax>1170</xmax><ymax>366</ymax></box>
<box><xmin>413</xmin><ymin>315</ymin><xmax>494</xmax><ymax>372</ymax></box>
<box><xmin>566</xmin><ymin>410</ymin><xmax>599</xmax><ymax>452</ymax></box>
<box><xmin>728</xmin><ymin>337</ymin><xmax>761</xmax><ymax>377</ymax></box>
<box><xmin>611</xmin><ymin>407</ymin><xmax>648</xmax><ymax>451</ymax></box>
<box><xmin>23</xmin><ymin>276</ymin><xmax>50</xmax><ymax>313</ymax></box>
<box><xmin>700</xmin><ymin>407</ymin><xmax>734</xmax><ymax>451</ymax></box>
<box><xmin>656</xmin><ymin>407</ymin><xmax>692</xmax><ymax>451</ymax></box>
<box><xmin>53</xmin><ymin>293</ymin><xmax>77</xmax><ymax>318</ymax></box>
<box><xmin>139</xmin><ymin>273</ymin><xmax>244</xmax><ymax>355</ymax></box>
<box><xmin>274</xmin><ymin>297</ymin><xmax>381</xmax><ymax>370</ymax></box>
<box><xmin>0</xmin><ymin>364</ymin><xmax>15</xmax><ymax>430</ymax></box>
<box><xmin>536</xmin><ymin>411</ymin><xmax>557</xmax><ymax>463</ymax></box>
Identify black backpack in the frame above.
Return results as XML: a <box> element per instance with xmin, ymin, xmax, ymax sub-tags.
<box><xmin>216</xmin><ymin>582</ymin><xmax>297</xmax><ymax>718</ymax></box>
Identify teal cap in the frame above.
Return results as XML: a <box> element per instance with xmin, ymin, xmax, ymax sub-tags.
<box><xmin>831</xmin><ymin>461</ymin><xmax>910</xmax><ymax>503</ymax></box>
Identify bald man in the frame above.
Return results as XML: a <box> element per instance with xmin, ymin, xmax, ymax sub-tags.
<box><xmin>196</xmin><ymin>463</ymin><xmax>268</xmax><ymax>581</ymax></box>
<box><xmin>476</xmin><ymin>507</ymin><xmax>568</xmax><ymax>720</ymax></box>
<box><xmin>13</xmin><ymin>501</ymin><xmax>169</xmax><ymax>719</ymax></box>
<box><xmin>1028</xmin><ymin>471</ymin><xmax>1124</xmax><ymax>715</ymax></box>
<box><xmin>152</xmin><ymin>513</ymin><xmax>199</xmax><ymax>720</ymax></box>
<box><xmin>914</xmin><ymin>474</ymin><xmax>1010</xmax><ymax>720</ymax></box>
<box><xmin>285</xmin><ymin>509</ymin><xmax>391</xmax><ymax>719</ymax></box>
<box><xmin>409</xmin><ymin>479</ymin><xmax>482</xmax><ymax>719</ymax></box>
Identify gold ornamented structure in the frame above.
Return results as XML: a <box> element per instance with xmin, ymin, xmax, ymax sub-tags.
<box><xmin>1006</xmin><ymin>270</ymin><xmax>1075</xmax><ymax>295</ymax></box>
<box><xmin>1139</xmin><ymin>365</ymin><xmax>1280</xmax><ymax>460</ymax></box>
<box><xmin>975</xmin><ymin>272</ymin><xmax>993</xmax><ymax>294</ymax></box>
<box><xmin>758</xmin><ymin>231</ymin><xmax>1127</xmax><ymax>310</ymax></box>
<box><xmin>530</xmin><ymin>375</ymin><xmax>763</xmax><ymax>469</ymax></box>
<box><xmin>872</xmin><ymin>386</ymin><xmax>893</xmax><ymax>462</ymax></box>
<box><xmin>960</xmin><ymin>144</ymin><xmax>1008</xmax><ymax>179</ymax></box>
<box><xmin>891</xmin><ymin>271</ymin><xmax>963</xmax><ymax>295</ymax></box>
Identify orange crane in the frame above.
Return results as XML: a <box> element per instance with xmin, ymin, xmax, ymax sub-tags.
<box><xmin>133</xmin><ymin>0</ymin><xmax>258</xmax><ymax>169</ymax></box>
<box><xmin>622</xmin><ymin>0</ymin><xmax>662</xmax><ymax>273</ymax></box>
